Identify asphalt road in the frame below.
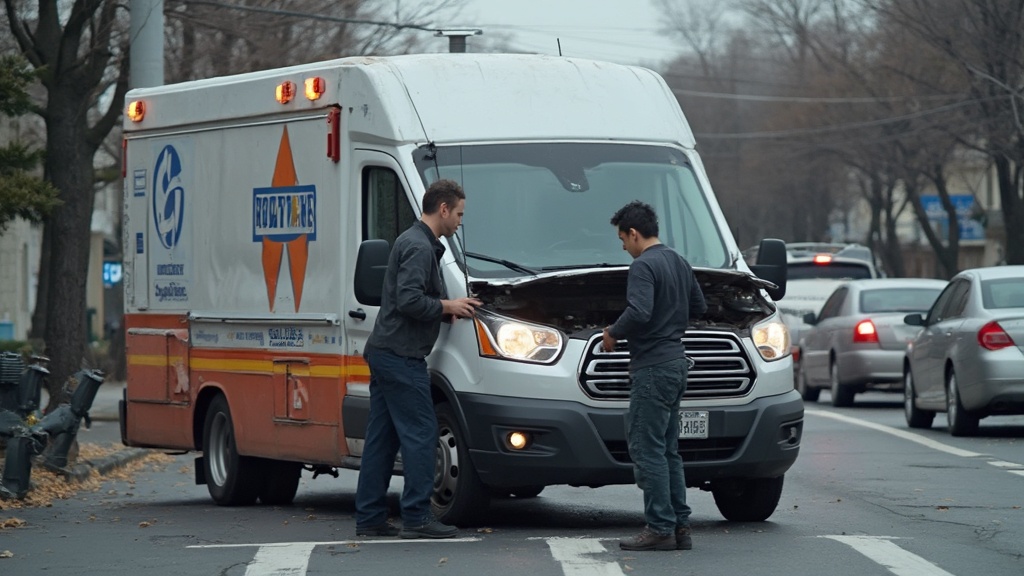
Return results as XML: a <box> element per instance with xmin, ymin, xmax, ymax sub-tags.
<box><xmin>2</xmin><ymin>391</ymin><xmax>1022</xmax><ymax>576</ymax></box>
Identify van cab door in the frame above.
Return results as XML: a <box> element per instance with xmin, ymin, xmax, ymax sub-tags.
<box><xmin>343</xmin><ymin>149</ymin><xmax>419</xmax><ymax>362</ymax></box>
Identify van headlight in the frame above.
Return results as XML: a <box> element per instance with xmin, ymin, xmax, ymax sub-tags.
<box><xmin>752</xmin><ymin>317</ymin><xmax>790</xmax><ymax>361</ymax></box>
<box><xmin>473</xmin><ymin>310</ymin><xmax>563</xmax><ymax>364</ymax></box>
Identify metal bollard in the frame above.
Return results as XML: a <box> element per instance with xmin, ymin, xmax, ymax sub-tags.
<box><xmin>31</xmin><ymin>369</ymin><xmax>105</xmax><ymax>471</ymax></box>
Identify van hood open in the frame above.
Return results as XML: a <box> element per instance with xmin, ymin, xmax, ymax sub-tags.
<box><xmin>470</xmin><ymin>267</ymin><xmax>777</xmax><ymax>338</ymax></box>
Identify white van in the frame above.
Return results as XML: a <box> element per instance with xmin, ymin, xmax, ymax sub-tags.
<box><xmin>120</xmin><ymin>53</ymin><xmax>800</xmax><ymax>524</ymax></box>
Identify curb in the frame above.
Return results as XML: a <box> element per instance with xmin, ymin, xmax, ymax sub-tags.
<box><xmin>62</xmin><ymin>448</ymin><xmax>153</xmax><ymax>482</ymax></box>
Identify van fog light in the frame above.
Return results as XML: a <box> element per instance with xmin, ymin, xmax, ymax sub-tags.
<box><xmin>506</xmin><ymin>431</ymin><xmax>531</xmax><ymax>450</ymax></box>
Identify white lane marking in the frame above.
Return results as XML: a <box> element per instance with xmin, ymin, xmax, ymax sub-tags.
<box><xmin>1011</xmin><ymin>471</ymin><xmax>1024</xmax><ymax>478</ymax></box>
<box><xmin>546</xmin><ymin>538</ymin><xmax>626</xmax><ymax>576</ymax></box>
<box><xmin>188</xmin><ymin>537</ymin><xmax>482</xmax><ymax>548</ymax></box>
<box><xmin>821</xmin><ymin>536</ymin><xmax>956</xmax><ymax>576</ymax></box>
<box><xmin>244</xmin><ymin>543</ymin><xmax>315</xmax><ymax>576</ymax></box>
<box><xmin>805</xmin><ymin>409</ymin><xmax>984</xmax><ymax>458</ymax></box>
<box><xmin>189</xmin><ymin>537</ymin><xmax>481</xmax><ymax>576</ymax></box>
<box><xmin>987</xmin><ymin>460</ymin><xmax>1024</xmax><ymax>470</ymax></box>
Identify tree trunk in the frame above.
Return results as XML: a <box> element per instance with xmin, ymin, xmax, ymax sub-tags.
<box><xmin>994</xmin><ymin>156</ymin><xmax>1024</xmax><ymax>265</ymax></box>
<box><xmin>40</xmin><ymin>92</ymin><xmax>96</xmax><ymax>409</ymax></box>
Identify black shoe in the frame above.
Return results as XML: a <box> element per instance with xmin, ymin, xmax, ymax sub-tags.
<box><xmin>619</xmin><ymin>527</ymin><xmax>676</xmax><ymax>551</ymax></box>
<box><xmin>356</xmin><ymin>521</ymin><xmax>400</xmax><ymax>537</ymax></box>
<box><xmin>399</xmin><ymin>519</ymin><xmax>459</xmax><ymax>539</ymax></box>
<box><xmin>675</xmin><ymin>526</ymin><xmax>693</xmax><ymax>550</ymax></box>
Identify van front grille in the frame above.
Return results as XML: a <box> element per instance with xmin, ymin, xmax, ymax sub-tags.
<box><xmin>579</xmin><ymin>331</ymin><xmax>755</xmax><ymax>400</ymax></box>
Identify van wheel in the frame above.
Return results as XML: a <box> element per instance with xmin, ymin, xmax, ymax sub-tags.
<box><xmin>946</xmin><ymin>370</ymin><xmax>978</xmax><ymax>437</ymax></box>
<box><xmin>432</xmin><ymin>402</ymin><xmax>490</xmax><ymax>526</ymax></box>
<box><xmin>711</xmin><ymin>476</ymin><xmax>784</xmax><ymax>522</ymax></box>
<box><xmin>829</xmin><ymin>362</ymin><xmax>855</xmax><ymax>407</ymax></box>
<box><xmin>903</xmin><ymin>368</ymin><xmax>934</xmax><ymax>429</ymax></box>
<box><xmin>203</xmin><ymin>395</ymin><xmax>263</xmax><ymax>505</ymax></box>
<box><xmin>796</xmin><ymin>365</ymin><xmax>820</xmax><ymax>402</ymax></box>
<box><xmin>258</xmin><ymin>460</ymin><xmax>302</xmax><ymax>505</ymax></box>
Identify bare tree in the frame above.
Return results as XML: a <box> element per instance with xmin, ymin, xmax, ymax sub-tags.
<box><xmin>863</xmin><ymin>0</ymin><xmax>1024</xmax><ymax>265</ymax></box>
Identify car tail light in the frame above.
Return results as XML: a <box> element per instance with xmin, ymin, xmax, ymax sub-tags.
<box><xmin>978</xmin><ymin>321</ymin><xmax>1015</xmax><ymax>350</ymax></box>
<box><xmin>853</xmin><ymin>319</ymin><xmax>878</xmax><ymax>343</ymax></box>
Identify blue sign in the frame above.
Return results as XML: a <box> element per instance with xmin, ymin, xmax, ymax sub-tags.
<box><xmin>103</xmin><ymin>262</ymin><xmax>123</xmax><ymax>287</ymax></box>
<box><xmin>919</xmin><ymin>195</ymin><xmax>984</xmax><ymax>241</ymax></box>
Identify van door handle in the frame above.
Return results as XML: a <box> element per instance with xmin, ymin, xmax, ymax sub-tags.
<box><xmin>348</xmin><ymin>309</ymin><xmax>366</xmax><ymax>320</ymax></box>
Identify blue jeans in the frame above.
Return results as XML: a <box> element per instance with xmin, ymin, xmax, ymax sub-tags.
<box><xmin>355</xmin><ymin>346</ymin><xmax>438</xmax><ymax>528</ymax></box>
<box><xmin>627</xmin><ymin>357</ymin><xmax>691</xmax><ymax>535</ymax></box>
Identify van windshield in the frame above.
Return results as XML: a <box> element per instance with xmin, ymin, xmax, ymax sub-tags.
<box><xmin>413</xmin><ymin>143</ymin><xmax>729</xmax><ymax>277</ymax></box>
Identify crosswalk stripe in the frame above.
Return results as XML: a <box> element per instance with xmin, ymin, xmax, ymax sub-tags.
<box><xmin>821</xmin><ymin>535</ymin><xmax>956</xmax><ymax>576</ymax></box>
<box><xmin>546</xmin><ymin>538</ymin><xmax>625</xmax><ymax>576</ymax></box>
<box><xmin>244</xmin><ymin>543</ymin><xmax>315</xmax><ymax>576</ymax></box>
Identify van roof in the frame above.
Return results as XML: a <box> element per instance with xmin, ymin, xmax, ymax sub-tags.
<box><xmin>124</xmin><ymin>54</ymin><xmax>696</xmax><ymax>147</ymax></box>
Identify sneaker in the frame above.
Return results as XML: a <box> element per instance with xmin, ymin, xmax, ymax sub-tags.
<box><xmin>356</xmin><ymin>521</ymin><xmax>400</xmax><ymax>537</ymax></box>
<box><xmin>675</xmin><ymin>526</ymin><xmax>693</xmax><ymax>550</ymax></box>
<box><xmin>618</xmin><ymin>527</ymin><xmax>676</xmax><ymax>551</ymax></box>
<box><xmin>399</xmin><ymin>519</ymin><xmax>459</xmax><ymax>539</ymax></box>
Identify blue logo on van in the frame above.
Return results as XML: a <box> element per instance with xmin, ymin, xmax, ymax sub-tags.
<box><xmin>153</xmin><ymin>145</ymin><xmax>185</xmax><ymax>249</ymax></box>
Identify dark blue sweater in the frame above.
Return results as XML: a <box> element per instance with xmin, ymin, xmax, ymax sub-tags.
<box><xmin>608</xmin><ymin>244</ymin><xmax>707</xmax><ymax>370</ymax></box>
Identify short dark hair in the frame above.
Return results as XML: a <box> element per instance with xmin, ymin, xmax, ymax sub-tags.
<box><xmin>610</xmin><ymin>200</ymin><xmax>659</xmax><ymax>238</ymax></box>
<box><xmin>422</xmin><ymin>179</ymin><xmax>465</xmax><ymax>215</ymax></box>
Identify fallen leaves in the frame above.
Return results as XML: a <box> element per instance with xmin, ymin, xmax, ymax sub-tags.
<box><xmin>1</xmin><ymin>517</ymin><xmax>26</xmax><ymax>529</ymax></box>
<box><xmin>0</xmin><ymin>443</ymin><xmax>173</xmax><ymax>511</ymax></box>
<box><xmin>0</xmin><ymin>550</ymin><xmax>13</xmax><ymax>558</ymax></box>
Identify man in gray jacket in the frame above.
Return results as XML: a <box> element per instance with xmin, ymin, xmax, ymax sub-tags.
<box><xmin>602</xmin><ymin>200</ymin><xmax>707</xmax><ymax>551</ymax></box>
<box><xmin>355</xmin><ymin>179</ymin><xmax>481</xmax><ymax>539</ymax></box>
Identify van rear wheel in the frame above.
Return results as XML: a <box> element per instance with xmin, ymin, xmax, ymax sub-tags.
<box><xmin>202</xmin><ymin>395</ymin><xmax>263</xmax><ymax>505</ymax></box>
<box><xmin>432</xmin><ymin>402</ymin><xmax>489</xmax><ymax>525</ymax></box>
<box><xmin>258</xmin><ymin>460</ymin><xmax>302</xmax><ymax>505</ymax></box>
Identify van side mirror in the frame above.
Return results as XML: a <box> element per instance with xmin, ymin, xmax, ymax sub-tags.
<box><xmin>749</xmin><ymin>238</ymin><xmax>787</xmax><ymax>301</ymax></box>
<box><xmin>354</xmin><ymin>239</ymin><xmax>390</xmax><ymax>306</ymax></box>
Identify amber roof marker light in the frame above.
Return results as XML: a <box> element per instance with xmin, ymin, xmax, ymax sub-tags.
<box><xmin>127</xmin><ymin>100</ymin><xmax>145</xmax><ymax>122</ymax></box>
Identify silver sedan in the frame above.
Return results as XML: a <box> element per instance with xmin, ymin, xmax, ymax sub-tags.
<box><xmin>903</xmin><ymin>265</ymin><xmax>1024</xmax><ymax>436</ymax></box>
<box><xmin>798</xmin><ymin>278</ymin><xmax>947</xmax><ymax>407</ymax></box>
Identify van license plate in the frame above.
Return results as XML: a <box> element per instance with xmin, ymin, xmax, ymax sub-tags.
<box><xmin>679</xmin><ymin>411</ymin><xmax>709</xmax><ymax>439</ymax></box>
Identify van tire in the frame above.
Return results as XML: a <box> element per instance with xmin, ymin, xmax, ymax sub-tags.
<box><xmin>711</xmin><ymin>476</ymin><xmax>784</xmax><ymax>522</ymax></box>
<box><xmin>432</xmin><ymin>402</ymin><xmax>489</xmax><ymax>526</ymax></box>
<box><xmin>258</xmin><ymin>460</ymin><xmax>302</xmax><ymax>505</ymax></box>
<box><xmin>202</xmin><ymin>395</ymin><xmax>263</xmax><ymax>506</ymax></box>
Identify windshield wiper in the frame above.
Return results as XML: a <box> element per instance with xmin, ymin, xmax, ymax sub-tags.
<box><xmin>464</xmin><ymin>252</ymin><xmax>538</xmax><ymax>275</ymax></box>
<box><xmin>538</xmin><ymin>263</ymin><xmax>627</xmax><ymax>271</ymax></box>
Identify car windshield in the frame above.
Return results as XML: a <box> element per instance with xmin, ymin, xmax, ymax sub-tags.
<box><xmin>981</xmin><ymin>278</ymin><xmax>1024</xmax><ymax>309</ymax></box>
<box><xmin>413</xmin><ymin>143</ymin><xmax>729</xmax><ymax>277</ymax></box>
<box><xmin>787</xmin><ymin>262</ymin><xmax>873</xmax><ymax>280</ymax></box>
<box><xmin>860</xmin><ymin>288</ymin><xmax>943</xmax><ymax>313</ymax></box>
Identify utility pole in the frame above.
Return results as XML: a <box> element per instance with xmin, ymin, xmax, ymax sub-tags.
<box><xmin>130</xmin><ymin>0</ymin><xmax>165</xmax><ymax>88</ymax></box>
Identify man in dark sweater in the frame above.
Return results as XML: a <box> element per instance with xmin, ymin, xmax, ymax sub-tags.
<box><xmin>602</xmin><ymin>200</ymin><xmax>707</xmax><ymax>551</ymax></box>
<box><xmin>355</xmin><ymin>179</ymin><xmax>481</xmax><ymax>540</ymax></box>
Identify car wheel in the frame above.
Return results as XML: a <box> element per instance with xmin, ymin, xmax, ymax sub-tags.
<box><xmin>202</xmin><ymin>395</ymin><xmax>263</xmax><ymax>505</ymax></box>
<box><xmin>711</xmin><ymin>476</ymin><xmax>784</xmax><ymax>522</ymax></box>
<box><xmin>830</xmin><ymin>361</ymin><xmax>855</xmax><ymax>407</ymax></box>
<box><xmin>903</xmin><ymin>367</ymin><xmax>934</xmax><ymax>429</ymax></box>
<box><xmin>432</xmin><ymin>402</ymin><xmax>490</xmax><ymax>526</ymax></box>
<box><xmin>796</xmin><ymin>365</ymin><xmax>820</xmax><ymax>402</ymax></box>
<box><xmin>946</xmin><ymin>370</ymin><xmax>978</xmax><ymax>437</ymax></box>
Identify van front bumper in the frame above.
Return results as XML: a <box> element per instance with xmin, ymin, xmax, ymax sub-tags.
<box><xmin>459</xmin><ymin>389</ymin><xmax>804</xmax><ymax>489</ymax></box>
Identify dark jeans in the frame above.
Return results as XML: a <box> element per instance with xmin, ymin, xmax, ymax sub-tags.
<box><xmin>355</xmin><ymin>346</ymin><xmax>438</xmax><ymax>528</ymax></box>
<box><xmin>627</xmin><ymin>357</ymin><xmax>691</xmax><ymax>535</ymax></box>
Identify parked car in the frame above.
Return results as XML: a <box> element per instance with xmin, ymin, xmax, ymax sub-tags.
<box><xmin>798</xmin><ymin>278</ymin><xmax>946</xmax><ymax>406</ymax></box>
<box><xmin>766</xmin><ymin>243</ymin><xmax>882</xmax><ymax>381</ymax></box>
<box><xmin>902</xmin><ymin>266</ymin><xmax>1024</xmax><ymax>436</ymax></box>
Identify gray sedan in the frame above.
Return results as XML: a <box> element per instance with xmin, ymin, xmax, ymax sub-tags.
<box><xmin>798</xmin><ymin>278</ymin><xmax>947</xmax><ymax>406</ymax></box>
<box><xmin>903</xmin><ymin>265</ymin><xmax>1024</xmax><ymax>436</ymax></box>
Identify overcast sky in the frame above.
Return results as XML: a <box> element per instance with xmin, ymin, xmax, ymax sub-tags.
<box><xmin>452</xmin><ymin>0</ymin><xmax>681</xmax><ymax>67</ymax></box>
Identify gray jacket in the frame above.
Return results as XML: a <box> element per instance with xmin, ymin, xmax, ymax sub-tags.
<box><xmin>367</xmin><ymin>221</ymin><xmax>448</xmax><ymax>358</ymax></box>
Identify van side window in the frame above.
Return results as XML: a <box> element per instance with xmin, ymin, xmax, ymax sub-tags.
<box><xmin>363</xmin><ymin>166</ymin><xmax>416</xmax><ymax>245</ymax></box>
